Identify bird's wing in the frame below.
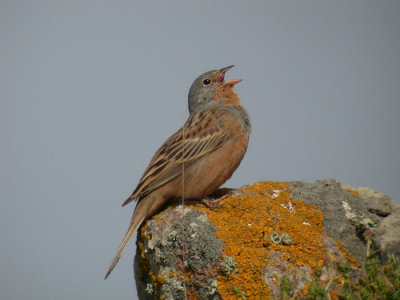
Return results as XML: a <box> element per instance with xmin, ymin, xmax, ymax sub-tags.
<box><xmin>123</xmin><ymin>109</ymin><xmax>231</xmax><ymax>206</ymax></box>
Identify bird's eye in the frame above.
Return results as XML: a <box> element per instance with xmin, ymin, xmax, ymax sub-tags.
<box><xmin>202</xmin><ymin>78</ymin><xmax>211</xmax><ymax>86</ymax></box>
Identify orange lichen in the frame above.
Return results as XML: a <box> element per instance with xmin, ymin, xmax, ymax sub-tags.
<box><xmin>344</xmin><ymin>188</ymin><xmax>360</xmax><ymax>198</ymax></box>
<box><xmin>150</xmin><ymin>271</ymin><xmax>159</xmax><ymax>289</ymax></box>
<box><xmin>138</xmin><ymin>181</ymin><xmax>358</xmax><ymax>299</ymax></box>
<box><xmin>188</xmin><ymin>181</ymin><xmax>331</xmax><ymax>299</ymax></box>
<box><xmin>156</xmin><ymin>273</ymin><xmax>165</xmax><ymax>284</ymax></box>
<box><xmin>186</xmin><ymin>291</ymin><xmax>199</xmax><ymax>300</ymax></box>
<box><xmin>335</xmin><ymin>241</ymin><xmax>359</xmax><ymax>267</ymax></box>
<box><xmin>136</xmin><ymin>239</ymin><xmax>150</xmax><ymax>274</ymax></box>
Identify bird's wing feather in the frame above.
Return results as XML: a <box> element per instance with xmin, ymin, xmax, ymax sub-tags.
<box><xmin>123</xmin><ymin>109</ymin><xmax>231</xmax><ymax>205</ymax></box>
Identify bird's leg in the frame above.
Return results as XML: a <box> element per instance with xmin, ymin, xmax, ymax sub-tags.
<box><xmin>200</xmin><ymin>195</ymin><xmax>228</xmax><ymax>208</ymax></box>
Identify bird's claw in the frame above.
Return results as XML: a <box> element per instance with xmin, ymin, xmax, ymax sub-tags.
<box><xmin>200</xmin><ymin>195</ymin><xmax>228</xmax><ymax>209</ymax></box>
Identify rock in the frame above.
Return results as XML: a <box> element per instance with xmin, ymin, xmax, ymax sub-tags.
<box><xmin>134</xmin><ymin>207</ymin><xmax>224</xmax><ymax>300</ymax></box>
<box><xmin>289</xmin><ymin>179</ymin><xmax>374</xmax><ymax>262</ymax></box>
<box><xmin>373</xmin><ymin>209</ymin><xmax>400</xmax><ymax>259</ymax></box>
<box><xmin>133</xmin><ymin>180</ymin><xmax>399</xmax><ymax>299</ymax></box>
<box><xmin>264</xmin><ymin>237</ymin><xmax>350</xmax><ymax>299</ymax></box>
<box><xmin>340</xmin><ymin>183</ymin><xmax>400</xmax><ymax>260</ymax></box>
<box><xmin>341</xmin><ymin>185</ymin><xmax>400</xmax><ymax>217</ymax></box>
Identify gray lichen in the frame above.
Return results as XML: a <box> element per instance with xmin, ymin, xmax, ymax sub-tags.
<box><xmin>220</xmin><ymin>255</ymin><xmax>238</xmax><ymax>275</ymax></box>
<box><xmin>269</xmin><ymin>231</ymin><xmax>293</xmax><ymax>245</ymax></box>
<box><xmin>134</xmin><ymin>206</ymin><xmax>224</xmax><ymax>299</ymax></box>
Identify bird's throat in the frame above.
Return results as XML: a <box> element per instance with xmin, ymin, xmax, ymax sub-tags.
<box><xmin>222</xmin><ymin>87</ymin><xmax>241</xmax><ymax>106</ymax></box>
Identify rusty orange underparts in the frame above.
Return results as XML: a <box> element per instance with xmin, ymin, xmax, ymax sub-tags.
<box><xmin>191</xmin><ymin>181</ymin><xmax>330</xmax><ymax>299</ymax></box>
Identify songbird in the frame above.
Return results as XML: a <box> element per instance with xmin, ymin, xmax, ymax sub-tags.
<box><xmin>105</xmin><ymin>66</ymin><xmax>251</xmax><ymax>278</ymax></box>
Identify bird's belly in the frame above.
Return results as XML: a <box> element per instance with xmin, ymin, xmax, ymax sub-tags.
<box><xmin>179</xmin><ymin>135</ymin><xmax>248</xmax><ymax>199</ymax></box>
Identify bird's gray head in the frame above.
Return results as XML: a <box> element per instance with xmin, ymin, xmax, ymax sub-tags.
<box><xmin>188</xmin><ymin>66</ymin><xmax>238</xmax><ymax>114</ymax></box>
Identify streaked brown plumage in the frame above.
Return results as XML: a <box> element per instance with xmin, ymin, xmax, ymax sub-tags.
<box><xmin>105</xmin><ymin>66</ymin><xmax>250</xmax><ymax>279</ymax></box>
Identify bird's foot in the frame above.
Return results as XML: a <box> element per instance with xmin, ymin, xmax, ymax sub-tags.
<box><xmin>200</xmin><ymin>195</ymin><xmax>228</xmax><ymax>209</ymax></box>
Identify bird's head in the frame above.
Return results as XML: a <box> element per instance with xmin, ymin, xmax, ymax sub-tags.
<box><xmin>188</xmin><ymin>65</ymin><xmax>241</xmax><ymax>113</ymax></box>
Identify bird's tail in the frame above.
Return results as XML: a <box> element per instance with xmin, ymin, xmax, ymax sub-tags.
<box><xmin>104</xmin><ymin>206</ymin><xmax>146</xmax><ymax>279</ymax></box>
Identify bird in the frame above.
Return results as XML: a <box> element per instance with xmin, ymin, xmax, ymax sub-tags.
<box><xmin>105</xmin><ymin>65</ymin><xmax>251</xmax><ymax>279</ymax></box>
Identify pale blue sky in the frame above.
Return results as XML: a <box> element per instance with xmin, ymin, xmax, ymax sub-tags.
<box><xmin>1</xmin><ymin>1</ymin><xmax>399</xmax><ymax>299</ymax></box>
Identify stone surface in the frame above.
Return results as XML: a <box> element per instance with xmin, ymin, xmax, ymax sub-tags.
<box><xmin>133</xmin><ymin>179</ymin><xmax>399</xmax><ymax>299</ymax></box>
<box><xmin>289</xmin><ymin>179</ymin><xmax>374</xmax><ymax>262</ymax></box>
<box><xmin>341</xmin><ymin>185</ymin><xmax>400</xmax><ymax>217</ymax></box>
<box><xmin>373</xmin><ymin>209</ymin><xmax>400</xmax><ymax>260</ymax></box>
<box><xmin>264</xmin><ymin>237</ymin><xmax>352</xmax><ymax>299</ymax></box>
<box><xmin>134</xmin><ymin>206</ymin><xmax>224</xmax><ymax>300</ymax></box>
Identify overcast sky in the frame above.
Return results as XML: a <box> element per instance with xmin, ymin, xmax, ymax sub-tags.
<box><xmin>1</xmin><ymin>1</ymin><xmax>399</xmax><ymax>299</ymax></box>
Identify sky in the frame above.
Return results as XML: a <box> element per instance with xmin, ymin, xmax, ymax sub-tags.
<box><xmin>1</xmin><ymin>1</ymin><xmax>399</xmax><ymax>299</ymax></box>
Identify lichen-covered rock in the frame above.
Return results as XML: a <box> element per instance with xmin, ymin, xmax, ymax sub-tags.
<box><xmin>264</xmin><ymin>237</ymin><xmax>351</xmax><ymax>299</ymax></box>
<box><xmin>134</xmin><ymin>206</ymin><xmax>224</xmax><ymax>300</ymax></box>
<box><xmin>289</xmin><ymin>179</ymin><xmax>376</xmax><ymax>262</ymax></box>
<box><xmin>340</xmin><ymin>184</ymin><xmax>400</xmax><ymax>263</ymax></box>
<box><xmin>133</xmin><ymin>180</ymin><xmax>399</xmax><ymax>299</ymax></box>
<box><xmin>342</xmin><ymin>185</ymin><xmax>400</xmax><ymax>217</ymax></box>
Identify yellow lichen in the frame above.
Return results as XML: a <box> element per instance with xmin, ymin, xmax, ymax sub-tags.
<box><xmin>140</xmin><ymin>181</ymin><xmax>358</xmax><ymax>299</ymax></box>
<box><xmin>344</xmin><ymin>188</ymin><xmax>360</xmax><ymax>198</ymax></box>
<box><xmin>335</xmin><ymin>241</ymin><xmax>359</xmax><ymax>267</ymax></box>
<box><xmin>189</xmin><ymin>181</ymin><xmax>334</xmax><ymax>298</ymax></box>
<box><xmin>156</xmin><ymin>273</ymin><xmax>165</xmax><ymax>284</ymax></box>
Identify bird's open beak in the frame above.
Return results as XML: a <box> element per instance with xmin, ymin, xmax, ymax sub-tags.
<box><xmin>219</xmin><ymin>65</ymin><xmax>242</xmax><ymax>86</ymax></box>
<box><xmin>223</xmin><ymin>79</ymin><xmax>242</xmax><ymax>86</ymax></box>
